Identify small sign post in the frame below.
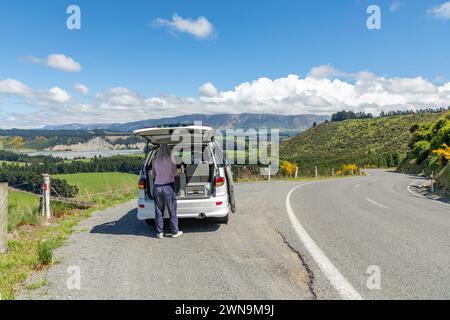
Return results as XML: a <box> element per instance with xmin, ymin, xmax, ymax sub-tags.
<box><xmin>430</xmin><ymin>171</ymin><xmax>435</xmax><ymax>193</ymax></box>
<box><xmin>42</xmin><ymin>174</ymin><xmax>51</xmax><ymax>219</ymax></box>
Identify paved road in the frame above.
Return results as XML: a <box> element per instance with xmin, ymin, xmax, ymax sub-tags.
<box><xmin>288</xmin><ymin>170</ymin><xmax>450</xmax><ymax>299</ymax></box>
<box><xmin>20</xmin><ymin>170</ymin><xmax>449</xmax><ymax>300</ymax></box>
<box><xmin>20</xmin><ymin>181</ymin><xmax>313</xmax><ymax>300</ymax></box>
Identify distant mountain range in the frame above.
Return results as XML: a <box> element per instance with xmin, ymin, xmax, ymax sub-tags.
<box><xmin>43</xmin><ymin>113</ymin><xmax>330</xmax><ymax>132</ymax></box>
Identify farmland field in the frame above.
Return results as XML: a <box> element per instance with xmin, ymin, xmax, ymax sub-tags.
<box><xmin>53</xmin><ymin>172</ymin><xmax>138</xmax><ymax>203</ymax></box>
<box><xmin>7</xmin><ymin>190</ymin><xmax>40</xmax><ymax>231</ymax></box>
<box><xmin>9</xmin><ymin>190</ymin><xmax>40</xmax><ymax>209</ymax></box>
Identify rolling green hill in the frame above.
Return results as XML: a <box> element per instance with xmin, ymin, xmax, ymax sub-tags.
<box><xmin>280</xmin><ymin>112</ymin><xmax>444</xmax><ymax>175</ymax></box>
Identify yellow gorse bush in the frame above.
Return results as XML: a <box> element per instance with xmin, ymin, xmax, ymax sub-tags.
<box><xmin>342</xmin><ymin>164</ymin><xmax>358</xmax><ymax>175</ymax></box>
<box><xmin>335</xmin><ymin>164</ymin><xmax>359</xmax><ymax>176</ymax></box>
<box><xmin>280</xmin><ymin>160</ymin><xmax>298</xmax><ymax>176</ymax></box>
<box><xmin>432</xmin><ymin>144</ymin><xmax>450</xmax><ymax>161</ymax></box>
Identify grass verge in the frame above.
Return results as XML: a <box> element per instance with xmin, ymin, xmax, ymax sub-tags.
<box><xmin>0</xmin><ymin>173</ymin><xmax>138</xmax><ymax>300</ymax></box>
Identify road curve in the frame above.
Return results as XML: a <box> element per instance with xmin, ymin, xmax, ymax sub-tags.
<box><xmin>287</xmin><ymin>170</ymin><xmax>450</xmax><ymax>299</ymax></box>
<box><xmin>20</xmin><ymin>181</ymin><xmax>314</xmax><ymax>300</ymax></box>
<box><xmin>19</xmin><ymin>170</ymin><xmax>449</xmax><ymax>300</ymax></box>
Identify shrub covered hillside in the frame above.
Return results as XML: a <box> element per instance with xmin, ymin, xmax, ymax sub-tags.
<box><xmin>280</xmin><ymin>112</ymin><xmax>444</xmax><ymax>176</ymax></box>
<box><xmin>399</xmin><ymin>111</ymin><xmax>450</xmax><ymax>192</ymax></box>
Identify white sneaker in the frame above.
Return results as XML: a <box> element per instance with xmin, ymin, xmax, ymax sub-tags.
<box><xmin>171</xmin><ymin>231</ymin><xmax>183</xmax><ymax>238</ymax></box>
<box><xmin>157</xmin><ymin>233</ymin><xmax>164</xmax><ymax>239</ymax></box>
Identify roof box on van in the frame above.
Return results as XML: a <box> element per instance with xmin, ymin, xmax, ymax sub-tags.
<box><xmin>134</xmin><ymin>125</ymin><xmax>214</xmax><ymax>145</ymax></box>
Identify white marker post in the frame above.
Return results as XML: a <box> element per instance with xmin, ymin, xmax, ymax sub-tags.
<box><xmin>430</xmin><ymin>171</ymin><xmax>435</xmax><ymax>193</ymax></box>
<box><xmin>268</xmin><ymin>165</ymin><xmax>271</xmax><ymax>181</ymax></box>
<box><xmin>42</xmin><ymin>174</ymin><xmax>51</xmax><ymax>219</ymax></box>
<box><xmin>295</xmin><ymin>166</ymin><xmax>298</xmax><ymax>179</ymax></box>
<box><xmin>315</xmin><ymin>166</ymin><xmax>318</xmax><ymax>178</ymax></box>
<box><xmin>0</xmin><ymin>183</ymin><xmax>7</xmax><ymax>254</ymax></box>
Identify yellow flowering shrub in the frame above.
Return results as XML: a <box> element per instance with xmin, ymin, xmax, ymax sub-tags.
<box><xmin>432</xmin><ymin>144</ymin><xmax>450</xmax><ymax>163</ymax></box>
<box><xmin>280</xmin><ymin>160</ymin><xmax>298</xmax><ymax>176</ymax></box>
<box><xmin>341</xmin><ymin>164</ymin><xmax>359</xmax><ymax>175</ymax></box>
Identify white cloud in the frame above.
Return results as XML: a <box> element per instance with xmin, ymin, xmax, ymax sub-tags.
<box><xmin>1</xmin><ymin>66</ymin><xmax>450</xmax><ymax>128</ymax></box>
<box><xmin>47</xmin><ymin>87</ymin><xmax>71</xmax><ymax>103</ymax></box>
<box><xmin>153</xmin><ymin>14</ymin><xmax>215</xmax><ymax>39</ymax></box>
<box><xmin>74</xmin><ymin>83</ymin><xmax>89</xmax><ymax>95</ymax></box>
<box><xmin>47</xmin><ymin>54</ymin><xmax>82</xmax><ymax>72</ymax></box>
<box><xmin>390</xmin><ymin>1</ymin><xmax>402</xmax><ymax>12</ymax></box>
<box><xmin>308</xmin><ymin>65</ymin><xmax>344</xmax><ymax>79</ymax></box>
<box><xmin>199</xmin><ymin>82</ymin><xmax>219</xmax><ymax>97</ymax></box>
<box><xmin>19</xmin><ymin>56</ymin><xmax>45</xmax><ymax>64</ymax></box>
<box><xmin>0</xmin><ymin>79</ymin><xmax>30</xmax><ymax>95</ymax></box>
<box><xmin>428</xmin><ymin>1</ymin><xmax>450</xmax><ymax>20</ymax></box>
<box><xmin>109</xmin><ymin>87</ymin><xmax>132</xmax><ymax>95</ymax></box>
<box><xmin>21</xmin><ymin>54</ymin><xmax>82</xmax><ymax>72</ymax></box>
<box><xmin>0</xmin><ymin>79</ymin><xmax>71</xmax><ymax>112</ymax></box>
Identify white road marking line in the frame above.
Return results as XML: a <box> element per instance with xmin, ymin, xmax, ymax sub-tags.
<box><xmin>407</xmin><ymin>183</ymin><xmax>422</xmax><ymax>198</ymax></box>
<box><xmin>286</xmin><ymin>183</ymin><xmax>363</xmax><ymax>300</ymax></box>
<box><xmin>365</xmin><ymin>197</ymin><xmax>391</xmax><ymax>210</ymax></box>
<box><xmin>407</xmin><ymin>180</ymin><xmax>450</xmax><ymax>207</ymax></box>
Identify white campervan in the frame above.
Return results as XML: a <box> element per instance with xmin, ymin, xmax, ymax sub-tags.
<box><xmin>134</xmin><ymin>125</ymin><xmax>236</xmax><ymax>225</ymax></box>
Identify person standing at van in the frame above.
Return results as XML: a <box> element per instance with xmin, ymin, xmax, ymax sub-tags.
<box><xmin>152</xmin><ymin>145</ymin><xmax>183</xmax><ymax>239</ymax></box>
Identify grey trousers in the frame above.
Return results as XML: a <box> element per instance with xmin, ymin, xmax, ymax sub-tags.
<box><xmin>154</xmin><ymin>183</ymin><xmax>179</xmax><ymax>234</ymax></box>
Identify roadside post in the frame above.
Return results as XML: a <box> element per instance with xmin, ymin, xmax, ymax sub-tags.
<box><xmin>332</xmin><ymin>168</ymin><xmax>335</xmax><ymax>177</ymax></box>
<box><xmin>430</xmin><ymin>171</ymin><xmax>435</xmax><ymax>193</ymax></box>
<box><xmin>268</xmin><ymin>165</ymin><xmax>271</xmax><ymax>181</ymax></box>
<box><xmin>0</xmin><ymin>183</ymin><xmax>7</xmax><ymax>254</ymax></box>
<box><xmin>41</xmin><ymin>174</ymin><xmax>51</xmax><ymax>219</ymax></box>
<box><xmin>315</xmin><ymin>166</ymin><xmax>318</xmax><ymax>178</ymax></box>
<box><xmin>295</xmin><ymin>166</ymin><xmax>298</xmax><ymax>179</ymax></box>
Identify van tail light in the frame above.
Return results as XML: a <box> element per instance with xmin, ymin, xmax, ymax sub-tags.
<box><xmin>215</xmin><ymin>177</ymin><xmax>225</xmax><ymax>187</ymax></box>
<box><xmin>138</xmin><ymin>179</ymin><xmax>146</xmax><ymax>190</ymax></box>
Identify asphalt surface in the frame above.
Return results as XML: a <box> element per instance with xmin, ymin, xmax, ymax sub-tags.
<box><xmin>19</xmin><ymin>181</ymin><xmax>313</xmax><ymax>300</ymax></box>
<box><xmin>19</xmin><ymin>170</ymin><xmax>450</xmax><ymax>300</ymax></box>
<box><xmin>288</xmin><ymin>170</ymin><xmax>450</xmax><ymax>299</ymax></box>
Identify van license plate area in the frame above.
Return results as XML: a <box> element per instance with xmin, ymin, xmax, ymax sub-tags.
<box><xmin>186</xmin><ymin>186</ymin><xmax>206</xmax><ymax>197</ymax></box>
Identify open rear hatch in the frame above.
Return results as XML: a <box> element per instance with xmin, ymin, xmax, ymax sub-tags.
<box><xmin>137</xmin><ymin>126</ymin><xmax>217</xmax><ymax>200</ymax></box>
<box><xmin>134</xmin><ymin>125</ymin><xmax>214</xmax><ymax>145</ymax></box>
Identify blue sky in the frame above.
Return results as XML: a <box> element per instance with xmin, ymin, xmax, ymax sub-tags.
<box><xmin>1</xmin><ymin>0</ymin><xmax>450</xmax><ymax>128</ymax></box>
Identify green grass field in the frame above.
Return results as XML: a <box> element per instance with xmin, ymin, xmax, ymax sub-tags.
<box><xmin>7</xmin><ymin>190</ymin><xmax>40</xmax><ymax>232</ymax></box>
<box><xmin>1</xmin><ymin>160</ymin><xmax>26</xmax><ymax>167</ymax></box>
<box><xmin>54</xmin><ymin>172</ymin><xmax>138</xmax><ymax>204</ymax></box>
<box><xmin>9</xmin><ymin>190</ymin><xmax>40</xmax><ymax>210</ymax></box>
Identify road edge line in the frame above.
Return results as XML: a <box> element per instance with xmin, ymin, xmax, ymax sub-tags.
<box><xmin>407</xmin><ymin>180</ymin><xmax>450</xmax><ymax>207</ymax></box>
<box><xmin>286</xmin><ymin>183</ymin><xmax>363</xmax><ymax>300</ymax></box>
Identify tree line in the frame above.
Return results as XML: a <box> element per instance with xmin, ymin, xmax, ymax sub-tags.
<box><xmin>0</xmin><ymin>152</ymin><xmax>143</xmax><ymax>197</ymax></box>
<box><xmin>331</xmin><ymin>107</ymin><xmax>449</xmax><ymax>122</ymax></box>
